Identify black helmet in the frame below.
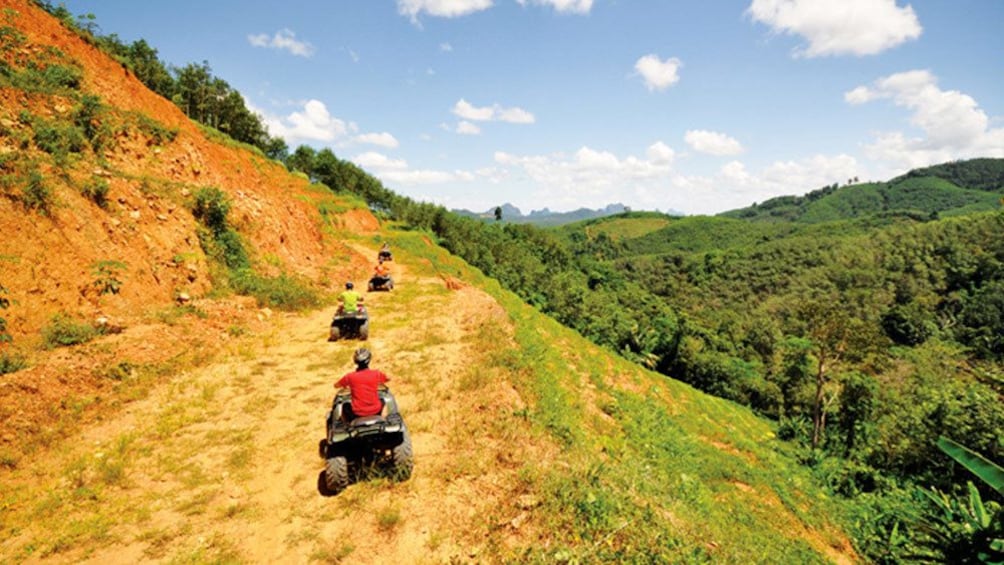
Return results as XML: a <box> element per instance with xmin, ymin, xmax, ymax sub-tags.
<box><xmin>353</xmin><ymin>347</ymin><xmax>371</xmax><ymax>367</ymax></box>
<box><xmin>345</xmin><ymin>281</ymin><xmax>354</xmax><ymax>289</ymax></box>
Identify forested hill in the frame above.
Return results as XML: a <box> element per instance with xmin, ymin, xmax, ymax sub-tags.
<box><xmin>720</xmin><ymin>157</ymin><xmax>1004</xmax><ymax>223</ymax></box>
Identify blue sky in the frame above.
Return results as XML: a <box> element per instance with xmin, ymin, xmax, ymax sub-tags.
<box><xmin>61</xmin><ymin>0</ymin><xmax>1004</xmax><ymax>215</ymax></box>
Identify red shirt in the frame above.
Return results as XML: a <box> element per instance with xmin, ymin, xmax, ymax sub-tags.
<box><xmin>336</xmin><ymin>369</ymin><xmax>388</xmax><ymax>416</ymax></box>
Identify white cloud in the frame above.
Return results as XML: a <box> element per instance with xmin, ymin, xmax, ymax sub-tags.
<box><xmin>685</xmin><ymin>130</ymin><xmax>744</xmax><ymax>156</ymax></box>
<box><xmin>261</xmin><ymin>99</ymin><xmax>349</xmax><ymax>143</ymax></box>
<box><xmin>353</xmin><ymin>152</ymin><xmax>408</xmax><ymax>170</ymax></box>
<box><xmin>492</xmin><ymin>143</ymin><xmax>676</xmax><ymax>210</ymax></box>
<box><xmin>846</xmin><ymin>70</ymin><xmax>1004</xmax><ymax>169</ymax></box>
<box><xmin>646</xmin><ymin>141</ymin><xmax>676</xmax><ymax>164</ymax></box>
<box><xmin>355</xmin><ymin>132</ymin><xmax>400</xmax><ymax>148</ymax></box>
<box><xmin>516</xmin><ymin>0</ymin><xmax>593</xmax><ymax>14</ymax></box>
<box><xmin>634</xmin><ymin>54</ymin><xmax>682</xmax><ymax>91</ymax></box>
<box><xmin>748</xmin><ymin>0</ymin><xmax>922</xmax><ymax>57</ymax></box>
<box><xmin>670</xmin><ymin>154</ymin><xmax>860</xmax><ymax>214</ymax></box>
<box><xmin>397</xmin><ymin>0</ymin><xmax>492</xmax><ymax>21</ymax></box>
<box><xmin>247</xmin><ymin>29</ymin><xmax>315</xmax><ymax>57</ymax></box>
<box><xmin>351</xmin><ymin>151</ymin><xmax>475</xmax><ymax>186</ymax></box>
<box><xmin>491</xmin><ymin>143</ymin><xmax>868</xmax><ymax>215</ymax></box>
<box><xmin>456</xmin><ymin>121</ymin><xmax>482</xmax><ymax>135</ymax></box>
<box><xmin>453</xmin><ymin>99</ymin><xmax>495</xmax><ymax>121</ymax></box>
<box><xmin>451</xmin><ymin>99</ymin><xmax>536</xmax><ymax>129</ymax></box>
<box><xmin>497</xmin><ymin>107</ymin><xmax>535</xmax><ymax>124</ymax></box>
<box><xmin>440</xmin><ymin>42</ymin><xmax>453</xmax><ymax>52</ymax></box>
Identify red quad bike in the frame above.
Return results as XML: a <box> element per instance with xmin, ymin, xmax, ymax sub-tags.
<box><xmin>318</xmin><ymin>386</ymin><xmax>413</xmax><ymax>495</ymax></box>
<box><xmin>328</xmin><ymin>306</ymin><xmax>369</xmax><ymax>341</ymax></box>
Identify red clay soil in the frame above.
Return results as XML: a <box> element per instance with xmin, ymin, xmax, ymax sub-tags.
<box><xmin>0</xmin><ymin>0</ymin><xmax>375</xmax><ymax>454</ymax></box>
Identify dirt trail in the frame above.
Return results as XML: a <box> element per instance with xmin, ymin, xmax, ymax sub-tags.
<box><xmin>1</xmin><ymin>248</ymin><xmax>530</xmax><ymax>564</ymax></box>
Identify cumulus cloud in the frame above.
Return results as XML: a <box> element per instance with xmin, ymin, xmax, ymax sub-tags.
<box><xmin>634</xmin><ymin>55</ymin><xmax>682</xmax><ymax>91</ymax></box>
<box><xmin>452</xmin><ymin>99</ymin><xmax>535</xmax><ymax>124</ymax></box>
<box><xmin>685</xmin><ymin>130</ymin><xmax>744</xmax><ymax>156</ymax></box>
<box><xmin>353</xmin><ymin>152</ymin><xmax>408</xmax><ymax>170</ymax></box>
<box><xmin>355</xmin><ymin>132</ymin><xmax>400</xmax><ymax>148</ymax></box>
<box><xmin>351</xmin><ymin>151</ymin><xmax>475</xmax><ymax>185</ymax></box>
<box><xmin>456</xmin><ymin>121</ymin><xmax>482</xmax><ymax>135</ymax></box>
<box><xmin>846</xmin><ymin>70</ymin><xmax>1004</xmax><ymax>169</ymax></box>
<box><xmin>440</xmin><ymin>42</ymin><xmax>453</xmax><ymax>52</ymax></box>
<box><xmin>516</xmin><ymin>0</ymin><xmax>593</xmax><ymax>14</ymax></box>
<box><xmin>247</xmin><ymin>29</ymin><xmax>315</xmax><ymax>57</ymax></box>
<box><xmin>748</xmin><ymin>0</ymin><xmax>922</xmax><ymax>57</ymax></box>
<box><xmin>492</xmin><ymin>142</ymin><xmax>677</xmax><ymax>210</ymax></box>
<box><xmin>397</xmin><ymin>0</ymin><xmax>492</xmax><ymax>22</ymax></box>
<box><xmin>669</xmin><ymin>154</ymin><xmax>861</xmax><ymax>214</ymax></box>
<box><xmin>260</xmin><ymin>99</ymin><xmax>350</xmax><ymax>143</ymax></box>
<box><xmin>646</xmin><ymin>141</ymin><xmax>676</xmax><ymax>164</ymax></box>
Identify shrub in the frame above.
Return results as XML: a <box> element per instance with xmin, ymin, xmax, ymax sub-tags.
<box><xmin>133</xmin><ymin>113</ymin><xmax>177</xmax><ymax>145</ymax></box>
<box><xmin>90</xmin><ymin>260</ymin><xmax>126</xmax><ymax>295</ymax></box>
<box><xmin>33</xmin><ymin>118</ymin><xmax>86</xmax><ymax>160</ymax></box>
<box><xmin>73</xmin><ymin>94</ymin><xmax>103</xmax><ymax>145</ymax></box>
<box><xmin>230</xmin><ymin>270</ymin><xmax>320</xmax><ymax>311</ymax></box>
<box><xmin>0</xmin><ymin>283</ymin><xmax>10</xmax><ymax>344</ymax></box>
<box><xmin>80</xmin><ymin>177</ymin><xmax>109</xmax><ymax>208</ymax></box>
<box><xmin>21</xmin><ymin>170</ymin><xmax>52</xmax><ymax>213</ymax></box>
<box><xmin>191</xmin><ymin>187</ymin><xmax>230</xmax><ymax>234</ymax></box>
<box><xmin>41</xmin><ymin>313</ymin><xmax>98</xmax><ymax>349</ymax></box>
<box><xmin>0</xmin><ymin>351</ymin><xmax>28</xmax><ymax>374</ymax></box>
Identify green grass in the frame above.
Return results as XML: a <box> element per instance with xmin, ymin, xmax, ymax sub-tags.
<box><xmin>41</xmin><ymin>312</ymin><xmax>99</xmax><ymax>349</ymax></box>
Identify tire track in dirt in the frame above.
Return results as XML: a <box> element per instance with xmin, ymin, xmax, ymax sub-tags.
<box><xmin>2</xmin><ymin>246</ymin><xmax>536</xmax><ymax>564</ymax></box>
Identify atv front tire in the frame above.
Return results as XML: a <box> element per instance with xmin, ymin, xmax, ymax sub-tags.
<box><xmin>325</xmin><ymin>456</ymin><xmax>349</xmax><ymax>493</ymax></box>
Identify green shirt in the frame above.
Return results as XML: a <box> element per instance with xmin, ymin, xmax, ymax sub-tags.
<box><xmin>340</xmin><ymin>290</ymin><xmax>361</xmax><ymax>311</ymax></box>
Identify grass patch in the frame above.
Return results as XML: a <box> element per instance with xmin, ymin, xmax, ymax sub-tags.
<box><xmin>41</xmin><ymin>312</ymin><xmax>100</xmax><ymax>349</ymax></box>
<box><xmin>0</xmin><ymin>350</ymin><xmax>28</xmax><ymax>374</ymax></box>
<box><xmin>310</xmin><ymin>542</ymin><xmax>354</xmax><ymax>563</ymax></box>
<box><xmin>376</xmin><ymin>505</ymin><xmax>402</xmax><ymax>531</ymax></box>
<box><xmin>231</xmin><ymin>269</ymin><xmax>320</xmax><ymax>311</ymax></box>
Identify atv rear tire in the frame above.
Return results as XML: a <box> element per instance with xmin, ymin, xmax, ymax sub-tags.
<box><xmin>392</xmin><ymin>430</ymin><xmax>414</xmax><ymax>481</ymax></box>
<box><xmin>359</xmin><ymin>320</ymin><xmax>369</xmax><ymax>340</ymax></box>
<box><xmin>325</xmin><ymin>456</ymin><xmax>349</xmax><ymax>493</ymax></box>
<box><xmin>329</xmin><ymin>325</ymin><xmax>341</xmax><ymax>342</ymax></box>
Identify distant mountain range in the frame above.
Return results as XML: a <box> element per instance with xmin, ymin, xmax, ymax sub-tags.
<box><xmin>454</xmin><ymin>203</ymin><xmax>633</xmax><ymax>226</ymax></box>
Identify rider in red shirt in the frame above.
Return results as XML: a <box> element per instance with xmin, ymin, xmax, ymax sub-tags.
<box><xmin>336</xmin><ymin>348</ymin><xmax>388</xmax><ymax>420</ymax></box>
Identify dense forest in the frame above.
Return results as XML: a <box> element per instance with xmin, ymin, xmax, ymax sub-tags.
<box><xmin>38</xmin><ymin>4</ymin><xmax>1004</xmax><ymax>562</ymax></box>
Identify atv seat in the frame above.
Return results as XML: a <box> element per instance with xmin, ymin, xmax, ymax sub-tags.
<box><xmin>351</xmin><ymin>415</ymin><xmax>384</xmax><ymax>427</ymax></box>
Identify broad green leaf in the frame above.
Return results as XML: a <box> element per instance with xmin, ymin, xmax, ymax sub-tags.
<box><xmin>937</xmin><ymin>436</ymin><xmax>1004</xmax><ymax>494</ymax></box>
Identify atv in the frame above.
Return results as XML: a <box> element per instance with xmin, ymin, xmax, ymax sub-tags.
<box><xmin>328</xmin><ymin>307</ymin><xmax>369</xmax><ymax>341</ymax></box>
<box><xmin>368</xmin><ymin>274</ymin><xmax>394</xmax><ymax>292</ymax></box>
<box><xmin>318</xmin><ymin>387</ymin><xmax>413</xmax><ymax>494</ymax></box>
<box><xmin>378</xmin><ymin>249</ymin><xmax>393</xmax><ymax>262</ymax></box>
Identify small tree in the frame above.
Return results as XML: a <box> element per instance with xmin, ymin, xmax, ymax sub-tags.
<box><xmin>494</xmin><ymin>206</ymin><xmax>503</xmax><ymax>222</ymax></box>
